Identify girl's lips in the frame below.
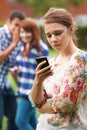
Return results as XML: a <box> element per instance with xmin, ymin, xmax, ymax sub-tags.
<box><xmin>53</xmin><ymin>44</ymin><xmax>60</xmax><ymax>47</ymax></box>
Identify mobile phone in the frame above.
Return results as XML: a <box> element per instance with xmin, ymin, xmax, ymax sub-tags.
<box><xmin>36</xmin><ymin>56</ymin><xmax>49</xmax><ymax>69</ymax></box>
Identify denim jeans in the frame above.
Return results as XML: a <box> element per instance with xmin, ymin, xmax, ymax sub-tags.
<box><xmin>0</xmin><ymin>87</ymin><xmax>18</xmax><ymax>130</ymax></box>
<box><xmin>15</xmin><ymin>97</ymin><xmax>37</xmax><ymax>130</ymax></box>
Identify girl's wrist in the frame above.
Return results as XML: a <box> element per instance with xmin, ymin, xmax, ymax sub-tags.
<box><xmin>34</xmin><ymin>77</ymin><xmax>43</xmax><ymax>88</ymax></box>
<box><xmin>29</xmin><ymin>89</ymin><xmax>49</xmax><ymax>108</ymax></box>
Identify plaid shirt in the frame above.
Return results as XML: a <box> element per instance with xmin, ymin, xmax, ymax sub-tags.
<box><xmin>0</xmin><ymin>24</ymin><xmax>21</xmax><ymax>89</ymax></box>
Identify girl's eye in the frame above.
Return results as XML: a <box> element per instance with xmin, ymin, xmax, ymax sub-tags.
<box><xmin>46</xmin><ymin>34</ymin><xmax>51</xmax><ymax>38</ymax></box>
<box><xmin>46</xmin><ymin>31</ymin><xmax>63</xmax><ymax>38</ymax></box>
<box><xmin>54</xmin><ymin>32</ymin><xmax>62</xmax><ymax>36</ymax></box>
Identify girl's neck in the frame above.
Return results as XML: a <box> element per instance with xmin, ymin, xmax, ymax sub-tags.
<box><xmin>55</xmin><ymin>42</ymin><xmax>80</xmax><ymax>66</ymax></box>
<box><xmin>59</xmin><ymin>41</ymin><xmax>79</xmax><ymax>58</ymax></box>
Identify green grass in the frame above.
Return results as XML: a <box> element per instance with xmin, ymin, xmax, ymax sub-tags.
<box><xmin>2</xmin><ymin>73</ymin><xmax>18</xmax><ymax>130</ymax></box>
<box><xmin>49</xmin><ymin>48</ymin><xmax>58</xmax><ymax>57</ymax></box>
<box><xmin>2</xmin><ymin>117</ymin><xmax>7</xmax><ymax>130</ymax></box>
<box><xmin>7</xmin><ymin>72</ymin><xmax>18</xmax><ymax>93</ymax></box>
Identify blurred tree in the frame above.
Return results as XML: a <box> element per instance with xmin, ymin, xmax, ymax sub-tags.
<box><xmin>16</xmin><ymin>0</ymin><xmax>87</xmax><ymax>16</ymax></box>
<box><xmin>67</xmin><ymin>0</ymin><xmax>87</xmax><ymax>6</ymax></box>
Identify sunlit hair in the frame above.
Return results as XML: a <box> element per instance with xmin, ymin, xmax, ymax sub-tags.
<box><xmin>21</xmin><ymin>17</ymin><xmax>41</xmax><ymax>52</ymax></box>
<box><xmin>43</xmin><ymin>7</ymin><xmax>78</xmax><ymax>45</ymax></box>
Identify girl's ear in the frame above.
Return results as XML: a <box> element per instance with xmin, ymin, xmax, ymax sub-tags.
<box><xmin>69</xmin><ymin>25</ymin><xmax>74</xmax><ymax>34</ymax></box>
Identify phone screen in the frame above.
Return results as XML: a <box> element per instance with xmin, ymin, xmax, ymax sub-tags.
<box><xmin>36</xmin><ymin>56</ymin><xmax>49</xmax><ymax>69</ymax></box>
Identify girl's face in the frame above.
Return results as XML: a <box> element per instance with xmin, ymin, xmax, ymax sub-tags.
<box><xmin>20</xmin><ymin>28</ymin><xmax>33</xmax><ymax>44</ymax></box>
<box><xmin>44</xmin><ymin>22</ymin><xmax>72</xmax><ymax>53</ymax></box>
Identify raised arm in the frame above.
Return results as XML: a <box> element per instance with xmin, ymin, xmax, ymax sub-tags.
<box><xmin>0</xmin><ymin>27</ymin><xmax>20</xmax><ymax>62</ymax></box>
<box><xmin>30</xmin><ymin>60</ymin><xmax>54</xmax><ymax>113</ymax></box>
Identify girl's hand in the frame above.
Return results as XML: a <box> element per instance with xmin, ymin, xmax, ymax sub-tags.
<box><xmin>35</xmin><ymin>60</ymin><xmax>53</xmax><ymax>83</ymax></box>
<box><xmin>10</xmin><ymin>66</ymin><xmax>19</xmax><ymax>73</ymax></box>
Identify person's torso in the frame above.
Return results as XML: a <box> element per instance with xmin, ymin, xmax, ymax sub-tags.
<box><xmin>17</xmin><ymin>44</ymin><xmax>49</xmax><ymax>96</ymax></box>
<box><xmin>0</xmin><ymin>24</ymin><xmax>22</xmax><ymax>88</ymax></box>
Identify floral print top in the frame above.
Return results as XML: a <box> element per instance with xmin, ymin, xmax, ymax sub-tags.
<box><xmin>38</xmin><ymin>50</ymin><xmax>87</xmax><ymax>129</ymax></box>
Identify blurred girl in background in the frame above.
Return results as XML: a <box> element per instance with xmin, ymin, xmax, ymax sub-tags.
<box><xmin>11</xmin><ymin>17</ymin><xmax>49</xmax><ymax>130</ymax></box>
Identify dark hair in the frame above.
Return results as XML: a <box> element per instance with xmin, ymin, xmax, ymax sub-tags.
<box><xmin>43</xmin><ymin>7</ymin><xmax>78</xmax><ymax>45</ymax></box>
<box><xmin>21</xmin><ymin>18</ymin><xmax>41</xmax><ymax>52</ymax></box>
<box><xmin>9</xmin><ymin>10</ymin><xmax>26</xmax><ymax>20</ymax></box>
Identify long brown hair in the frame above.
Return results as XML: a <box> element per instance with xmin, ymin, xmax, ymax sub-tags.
<box><xmin>21</xmin><ymin>17</ymin><xmax>41</xmax><ymax>52</ymax></box>
<box><xmin>43</xmin><ymin>7</ymin><xmax>78</xmax><ymax>45</ymax></box>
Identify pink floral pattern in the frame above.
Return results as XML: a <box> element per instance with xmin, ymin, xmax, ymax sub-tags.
<box><xmin>43</xmin><ymin>51</ymin><xmax>87</xmax><ymax>128</ymax></box>
<box><xmin>53</xmin><ymin>84</ymin><xmax>60</xmax><ymax>94</ymax></box>
<box><xmin>75</xmin><ymin>77</ymin><xmax>84</xmax><ymax>90</ymax></box>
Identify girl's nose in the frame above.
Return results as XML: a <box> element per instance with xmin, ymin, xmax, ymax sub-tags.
<box><xmin>51</xmin><ymin>35</ymin><xmax>57</xmax><ymax>42</ymax></box>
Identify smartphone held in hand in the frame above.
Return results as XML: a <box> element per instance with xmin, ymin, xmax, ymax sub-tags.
<box><xmin>36</xmin><ymin>56</ymin><xmax>49</xmax><ymax>69</ymax></box>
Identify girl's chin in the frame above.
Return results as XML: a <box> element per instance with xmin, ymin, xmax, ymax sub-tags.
<box><xmin>53</xmin><ymin>47</ymin><xmax>61</xmax><ymax>52</ymax></box>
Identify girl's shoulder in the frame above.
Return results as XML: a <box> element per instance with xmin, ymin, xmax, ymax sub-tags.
<box><xmin>69</xmin><ymin>50</ymin><xmax>87</xmax><ymax>68</ymax></box>
<box><xmin>74</xmin><ymin>50</ymin><xmax>87</xmax><ymax>62</ymax></box>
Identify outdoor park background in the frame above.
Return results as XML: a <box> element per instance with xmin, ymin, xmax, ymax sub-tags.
<box><xmin>0</xmin><ymin>0</ymin><xmax>87</xmax><ymax>49</ymax></box>
<box><xmin>0</xmin><ymin>0</ymin><xmax>87</xmax><ymax>130</ymax></box>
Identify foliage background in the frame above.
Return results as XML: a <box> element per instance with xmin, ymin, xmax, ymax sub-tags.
<box><xmin>16</xmin><ymin>0</ymin><xmax>87</xmax><ymax>16</ymax></box>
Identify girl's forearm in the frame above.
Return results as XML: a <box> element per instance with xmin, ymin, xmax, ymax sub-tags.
<box><xmin>30</xmin><ymin>77</ymin><xmax>44</xmax><ymax>104</ymax></box>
